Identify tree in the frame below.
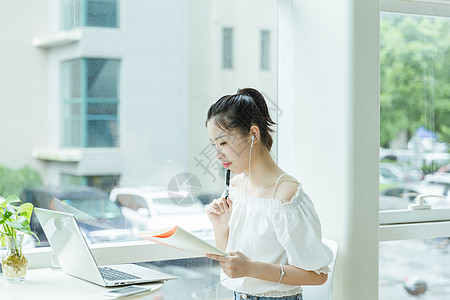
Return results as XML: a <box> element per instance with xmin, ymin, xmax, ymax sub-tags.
<box><xmin>380</xmin><ymin>13</ymin><xmax>450</xmax><ymax>148</ymax></box>
<box><xmin>0</xmin><ymin>165</ymin><xmax>43</xmax><ymax>197</ymax></box>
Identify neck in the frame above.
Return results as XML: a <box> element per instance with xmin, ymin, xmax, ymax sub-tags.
<box><xmin>245</xmin><ymin>144</ymin><xmax>282</xmax><ymax>188</ymax></box>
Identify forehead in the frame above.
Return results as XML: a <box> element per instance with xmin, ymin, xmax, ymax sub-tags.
<box><xmin>206</xmin><ymin>120</ymin><xmax>239</xmax><ymax>140</ymax></box>
<box><xmin>207</xmin><ymin>120</ymin><xmax>227</xmax><ymax>139</ymax></box>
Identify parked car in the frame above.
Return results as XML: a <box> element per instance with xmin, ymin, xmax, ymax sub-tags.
<box><xmin>379</xmin><ymin>163</ymin><xmax>423</xmax><ymax>184</ymax></box>
<box><xmin>22</xmin><ymin>186</ymin><xmax>134</xmax><ymax>246</ymax></box>
<box><xmin>380</xmin><ymin>182</ymin><xmax>449</xmax><ymax>208</ymax></box>
<box><xmin>379</xmin><ymin>195</ymin><xmax>410</xmax><ymax>210</ymax></box>
<box><xmin>437</xmin><ymin>164</ymin><xmax>450</xmax><ymax>174</ymax></box>
<box><xmin>423</xmin><ymin>172</ymin><xmax>450</xmax><ymax>192</ymax></box>
<box><xmin>109</xmin><ymin>186</ymin><xmax>213</xmax><ymax>238</ymax></box>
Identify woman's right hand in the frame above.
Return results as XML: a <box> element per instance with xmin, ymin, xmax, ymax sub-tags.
<box><xmin>206</xmin><ymin>196</ymin><xmax>233</xmax><ymax>228</ymax></box>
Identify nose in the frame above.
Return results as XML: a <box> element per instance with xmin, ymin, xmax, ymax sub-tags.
<box><xmin>215</xmin><ymin>147</ymin><xmax>224</xmax><ymax>160</ymax></box>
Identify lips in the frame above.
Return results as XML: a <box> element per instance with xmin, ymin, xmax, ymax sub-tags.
<box><xmin>222</xmin><ymin>162</ymin><xmax>232</xmax><ymax>168</ymax></box>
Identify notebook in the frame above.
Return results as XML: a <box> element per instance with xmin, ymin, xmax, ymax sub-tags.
<box><xmin>34</xmin><ymin>208</ymin><xmax>177</xmax><ymax>287</ymax></box>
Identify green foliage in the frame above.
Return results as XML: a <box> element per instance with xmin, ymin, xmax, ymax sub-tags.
<box><xmin>0</xmin><ymin>195</ymin><xmax>39</xmax><ymax>247</ymax></box>
<box><xmin>380</xmin><ymin>14</ymin><xmax>450</xmax><ymax>147</ymax></box>
<box><xmin>0</xmin><ymin>165</ymin><xmax>43</xmax><ymax>198</ymax></box>
<box><xmin>421</xmin><ymin>161</ymin><xmax>448</xmax><ymax>175</ymax></box>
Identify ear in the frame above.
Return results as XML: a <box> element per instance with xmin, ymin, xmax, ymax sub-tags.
<box><xmin>249</xmin><ymin>125</ymin><xmax>260</xmax><ymax>143</ymax></box>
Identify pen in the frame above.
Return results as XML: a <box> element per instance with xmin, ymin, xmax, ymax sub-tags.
<box><xmin>225</xmin><ymin>169</ymin><xmax>230</xmax><ymax>199</ymax></box>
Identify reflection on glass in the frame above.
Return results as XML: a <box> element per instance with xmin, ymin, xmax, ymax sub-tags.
<box><xmin>2</xmin><ymin>0</ymin><xmax>278</xmax><ymax>248</ymax></box>
<box><xmin>380</xmin><ymin>239</ymin><xmax>450</xmax><ymax>299</ymax></box>
<box><xmin>380</xmin><ymin>12</ymin><xmax>450</xmax><ymax>210</ymax></box>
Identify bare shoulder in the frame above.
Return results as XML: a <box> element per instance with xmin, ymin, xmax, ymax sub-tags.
<box><xmin>230</xmin><ymin>173</ymin><xmax>245</xmax><ymax>187</ymax></box>
<box><xmin>274</xmin><ymin>175</ymin><xmax>300</xmax><ymax>202</ymax></box>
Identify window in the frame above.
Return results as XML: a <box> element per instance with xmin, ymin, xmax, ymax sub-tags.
<box><xmin>260</xmin><ymin>30</ymin><xmax>270</xmax><ymax>70</ymax></box>
<box><xmin>379</xmin><ymin>3</ymin><xmax>450</xmax><ymax>298</ymax></box>
<box><xmin>379</xmin><ymin>12</ymin><xmax>450</xmax><ymax>212</ymax></box>
<box><xmin>222</xmin><ymin>27</ymin><xmax>233</xmax><ymax>69</ymax></box>
<box><xmin>2</xmin><ymin>0</ymin><xmax>278</xmax><ymax>274</ymax></box>
<box><xmin>380</xmin><ymin>238</ymin><xmax>450</xmax><ymax>299</ymax></box>
<box><xmin>62</xmin><ymin>58</ymin><xmax>120</xmax><ymax>148</ymax></box>
<box><xmin>62</xmin><ymin>0</ymin><xmax>119</xmax><ymax>30</ymax></box>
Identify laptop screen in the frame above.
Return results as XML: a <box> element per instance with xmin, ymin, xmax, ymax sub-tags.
<box><xmin>34</xmin><ymin>208</ymin><xmax>105</xmax><ymax>285</ymax></box>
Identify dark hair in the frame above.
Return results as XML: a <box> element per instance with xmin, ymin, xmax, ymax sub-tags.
<box><xmin>206</xmin><ymin>88</ymin><xmax>276</xmax><ymax>151</ymax></box>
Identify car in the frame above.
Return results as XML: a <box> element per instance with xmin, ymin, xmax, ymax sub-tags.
<box><xmin>437</xmin><ymin>164</ymin><xmax>450</xmax><ymax>174</ymax></box>
<box><xmin>379</xmin><ymin>195</ymin><xmax>410</xmax><ymax>210</ymax></box>
<box><xmin>423</xmin><ymin>172</ymin><xmax>450</xmax><ymax>192</ymax></box>
<box><xmin>380</xmin><ymin>182</ymin><xmax>449</xmax><ymax>208</ymax></box>
<box><xmin>22</xmin><ymin>186</ymin><xmax>134</xmax><ymax>246</ymax></box>
<box><xmin>379</xmin><ymin>163</ymin><xmax>423</xmax><ymax>184</ymax></box>
<box><xmin>109</xmin><ymin>186</ymin><xmax>213</xmax><ymax>238</ymax></box>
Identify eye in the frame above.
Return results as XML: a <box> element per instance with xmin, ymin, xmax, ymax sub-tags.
<box><xmin>220</xmin><ymin>142</ymin><xmax>227</xmax><ymax>146</ymax></box>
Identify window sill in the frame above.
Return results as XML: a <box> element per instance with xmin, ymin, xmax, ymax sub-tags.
<box><xmin>32</xmin><ymin>29</ymin><xmax>82</xmax><ymax>48</ymax></box>
<box><xmin>32</xmin><ymin>148</ymin><xmax>82</xmax><ymax>162</ymax></box>
<box><xmin>25</xmin><ymin>238</ymin><xmax>215</xmax><ymax>269</ymax></box>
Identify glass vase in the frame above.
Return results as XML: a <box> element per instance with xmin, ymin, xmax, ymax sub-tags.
<box><xmin>1</xmin><ymin>233</ymin><xmax>28</xmax><ymax>282</ymax></box>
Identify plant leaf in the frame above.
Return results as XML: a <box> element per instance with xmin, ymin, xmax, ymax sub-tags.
<box><xmin>0</xmin><ymin>235</ymin><xmax>5</xmax><ymax>247</ymax></box>
<box><xmin>1</xmin><ymin>195</ymin><xmax>21</xmax><ymax>208</ymax></box>
<box><xmin>5</xmin><ymin>215</ymin><xmax>32</xmax><ymax>234</ymax></box>
<box><xmin>17</xmin><ymin>202</ymin><xmax>34</xmax><ymax>223</ymax></box>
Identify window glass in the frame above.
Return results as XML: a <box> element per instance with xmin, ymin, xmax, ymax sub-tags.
<box><xmin>380</xmin><ymin>238</ymin><xmax>450</xmax><ymax>299</ymax></box>
<box><xmin>86</xmin><ymin>58</ymin><xmax>119</xmax><ymax>98</ymax></box>
<box><xmin>261</xmin><ymin>30</ymin><xmax>270</xmax><ymax>70</ymax></box>
<box><xmin>1</xmin><ymin>0</ymin><xmax>278</xmax><ymax>250</ymax></box>
<box><xmin>62</xmin><ymin>0</ymin><xmax>82</xmax><ymax>30</ymax></box>
<box><xmin>116</xmin><ymin>195</ymin><xmax>148</xmax><ymax>211</ymax></box>
<box><xmin>379</xmin><ymin>12</ymin><xmax>450</xmax><ymax>211</ymax></box>
<box><xmin>86</xmin><ymin>0</ymin><xmax>118</xmax><ymax>28</ymax></box>
<box><xmin>62</xmin><ymin>0</ymin><xmax>118</xmax><ymax>29</ymax></box>
<box><xmin>223</xmin><ymin>27</ymin><xmax>233</xmax><ymax>69</ymax></box>
<box><xmin>62</xmin><ymin>58</ymin><xmax>120</xmax><ymax>148</ymax></box>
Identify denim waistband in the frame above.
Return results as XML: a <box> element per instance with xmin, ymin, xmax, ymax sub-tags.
<box><xmin>234</xmin><ymin>291</ymin><xmax>303</xmax><ymax>300</ymax></box>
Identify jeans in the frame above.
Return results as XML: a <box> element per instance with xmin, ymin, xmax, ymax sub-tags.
<box><xmin>234</xmin><ymin>292</ymin><xmax>303</xmax><ymax>300</ymax></box>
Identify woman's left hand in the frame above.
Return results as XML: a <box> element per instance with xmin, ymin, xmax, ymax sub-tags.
<box><xmin>206</xmin><ymin>251</ymin><xmax>253</xmax><ymax>278</ymax></box>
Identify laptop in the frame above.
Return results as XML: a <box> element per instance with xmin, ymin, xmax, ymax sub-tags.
<box><xmin>35</xmin><ymin>208</ymin><xmax>177</xmax><ymax>287</ymax></box>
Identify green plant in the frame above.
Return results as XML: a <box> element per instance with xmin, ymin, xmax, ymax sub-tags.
<box><xmin>0</xmin><ymin>195</ymin><xmax>38</xmax><ymax>251</ymax></box>
<box><xmin>0</xmin><ymin>164</ymin><xmax>43</xmax><ymax>197</ymax></box>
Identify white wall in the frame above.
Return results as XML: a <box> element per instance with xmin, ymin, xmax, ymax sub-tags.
<box><xmin>0</xmin><ymin>0</ymin><xmax>49</xmax><ymax>179</ymax></box>
<box><xmin>41</xmin><ymin>0</ymin><xmax>195</xmax><ymax>186</ymax></box>
<box><xmin>279</xmin><ymin>1</ymin><xmax>380</xmax><ymax>299</ymax></box>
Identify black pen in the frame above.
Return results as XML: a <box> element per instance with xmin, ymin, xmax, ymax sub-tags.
<box><xmin>225</xmin><ymin>169</ymin><xmax>230</xmax><ymax>199</ymax></box>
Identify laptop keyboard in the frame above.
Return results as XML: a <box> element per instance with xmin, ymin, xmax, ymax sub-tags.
<box><xmin>99</xmin><ymin>267</ymin><xmax>142</xmax><ymax>281</ymax></box>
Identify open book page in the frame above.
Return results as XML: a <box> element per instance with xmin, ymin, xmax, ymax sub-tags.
<box><xmin>138</xmin><ymin>226</ymin><xmax>229</xmax><ymax>256</ymax></box>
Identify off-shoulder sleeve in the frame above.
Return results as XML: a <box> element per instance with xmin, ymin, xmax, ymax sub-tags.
<box><xmin>271</xmin><ymin>188</ymin><xmax>333</xmax><ymax>274</ymax></box>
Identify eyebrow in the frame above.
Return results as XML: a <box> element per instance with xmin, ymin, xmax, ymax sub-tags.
<box><xmin>209</xmin><ymin>134</ymin><xmax>228</xmax><ymax>141</ymax></box>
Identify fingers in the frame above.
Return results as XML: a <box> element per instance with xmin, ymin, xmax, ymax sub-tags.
<box><xmin>209</xmin><ymin>196</ymin><xmax>232</xmax><ymax>214</ymax></box>
<box><xmin>205</xmin><ymin>254</ymin><xmax>220</xmax><ymax>261</ymax></box>
<box><xmin>206</xmin><ymin>253</ymin><xmax>229</xmax><ymax>261</ymax></box>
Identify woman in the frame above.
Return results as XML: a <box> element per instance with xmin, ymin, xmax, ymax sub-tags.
<box><xmin>205</xmin><ymin>88</ymin><xmax>333</xmax><ymax>299</ymax></box>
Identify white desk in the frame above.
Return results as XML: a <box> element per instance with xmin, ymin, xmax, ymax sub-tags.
<box><xmin>1</xmin><ymin>268</ymin><xmax>164</xmax><ymax>299</ymax></box>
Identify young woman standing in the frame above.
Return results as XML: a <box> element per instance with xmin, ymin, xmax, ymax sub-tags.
<box><xmin>205</xmin><ymin>88</ymin><xmax>333</xmax><ymax>300</ymax></box>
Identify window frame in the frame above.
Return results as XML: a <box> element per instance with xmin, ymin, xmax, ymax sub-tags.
<box><xmin>62</xmin><ymin>57</ymin><xmax>120</xmax><ymax>148</ymax></box>
<box><xmin>379</xmin><ymin>0</ymin><xmax>450</xmax><ymax>239</ymax></box>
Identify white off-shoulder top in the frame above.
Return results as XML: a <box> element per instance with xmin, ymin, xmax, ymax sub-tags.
<box><xmin>220</xmin><ymin>175</ymin><xmax>333</xmax><ymax>297</ymax></box>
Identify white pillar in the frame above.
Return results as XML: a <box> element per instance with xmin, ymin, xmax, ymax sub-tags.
<box><xmin>279</xmin><ymin>1</ymin><xmax>380</xmax><ymax>299</ymax></box>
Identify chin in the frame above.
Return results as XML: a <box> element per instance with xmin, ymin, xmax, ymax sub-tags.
<box><xmin>229</xmin><ymin>166</ymin><xmax>243</xmax><ymax>175</ymax></box>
